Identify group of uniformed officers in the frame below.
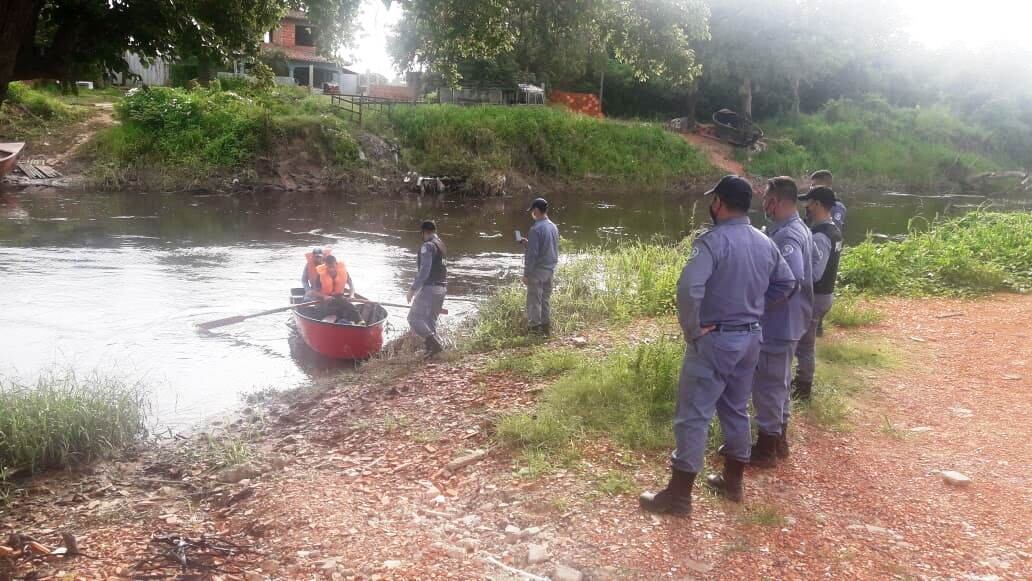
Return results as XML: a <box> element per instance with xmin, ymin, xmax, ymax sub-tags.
<box><xmin>641</xmin><ymin>170</ymin><xmax>845</xmax><ymax>515</ymax></box>
<box><xmin>401</xmin><ymin>172</ymin><xmax>845</xmax><ymax>516</ymax></box>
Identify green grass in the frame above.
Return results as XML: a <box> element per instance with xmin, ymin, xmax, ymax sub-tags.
<box><xmin>739</xmin><ymin>503</ymin><xmax>787</xmax><ymax>527</ymax></box>
<box><xmin>595</xmin><ymin>471</ymin><xmax>636</xmax><ymax>496</ymax></box>
<box><xmin>839</xmin><ymin>211</ymin><xmax>1032</xmax><ymax>296</ymax></box>
<box><xmin>824</xmin><ymin>296</ymin><xmax>884</xmax><ymax>328</ymax></box>
<box><xmin>746</xmin><ymin>97</ymin><xmax>1003</xmax><ymax>189</ymax></box>
<box><xmin>87</xmin><ymin>85</ymin><xmax>359</xmax><ymax>186</ymax></box>
<box><xmin>467</xmin><ymin>241</ymin><xmax>690</xmax><ymax>349</ymax></box>
<box><xmin>379</xmin><ymin>104</ymin><xmax>712</xmax><ymax>183</ymax></box>
<box><xmin>485</xmin><ymin>347</ymin><xmax>588</xmax><ymax>377</ymax></box>
<box><xmin>0</xmin><ymin>371</ymin><xmax>148</xmax><ymax>477</ymax></box>
<box><xmin>0</xmin><ymin>82</ymin><xmax>89</xmax><ymax>142</ymax></box>
<box><xmin>806</xmin><ymin>339</ymin><xmax>896</xmax><ymax>429</ymax></box>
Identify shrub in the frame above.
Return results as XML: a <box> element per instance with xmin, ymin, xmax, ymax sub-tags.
<box><xmin>0</xmin><ymin>371</ymin><xmax>148</xmax><ymax>476</ymax></box>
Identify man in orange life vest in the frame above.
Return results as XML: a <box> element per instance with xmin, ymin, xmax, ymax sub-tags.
<box><xmin>311</xmin><ymin>255</ymin><xmax>362</xmax><ymax>323</ymax></box>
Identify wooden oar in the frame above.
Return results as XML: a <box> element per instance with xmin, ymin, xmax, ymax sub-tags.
<box><xmin>351</xmin><ymin>297</ymin><xmax>449</xmax><ymax>315</ymax></box>
<box><xmin>197</xmin><ymin>300</ymin><xmax>321</xmax><ymax>330</ymax></box>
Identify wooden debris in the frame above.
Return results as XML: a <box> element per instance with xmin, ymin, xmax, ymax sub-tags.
<box><xmin>934</xmin><ymin>312</ymin><xmax>965</xmax><ymax>319</ymax></box>
<box><xmin>445</xmin><ymin>449</ymin><xmax>487</xmax><ymax>472</ymax></box>
<box><xmin>15</xmin><ymin>162</ymin><xmax>62</xmax><ymax>179</ymax></box>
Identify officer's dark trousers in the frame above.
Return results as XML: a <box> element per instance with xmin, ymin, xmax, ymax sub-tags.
<box><xmin>525</xmin><ymin>268</ymin><xmax>554</xmax><ymax>328</ymax></box>
<box><xmin>408</xmin><ymin>286</ymin><xmax>446</xmax><ymax>338</ymax></box>
<box><xmin>752</xmin><ymin>339</ymin><xmax>797</xmax><ymax>435</ymax></box>
<box><xmin>672</xmin><ymin>328</ymin><xmax>762</xmax><ymax>473</ymax></box>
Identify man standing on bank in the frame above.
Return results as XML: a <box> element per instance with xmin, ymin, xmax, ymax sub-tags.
<box><xmin>750</xmin><ymin>177</ymin><xmax>814</xmax><ymax>468</ymax></box>
<box><xmin>640</xmin><ymin>176</ymin><xmax>796</xmax><ymax>515</ymax></box>
<box><xmin>792</xmin><ymin>187</ymin><xmax>843</xmax><ymax>401</ymax></box>
<box><xmin>407</xmin><ymin>220</ymin><xmax>448</xmax><ymax>357</ymax></box>
<box><xmin>520</xmin><ymin>197</ymin><xmax>560</xmax><ymax>337</ymax></box>
<box><xmin>808</xmin><ymin>170</ymin><xmax>846</xmax><ymax>232</ymax></box>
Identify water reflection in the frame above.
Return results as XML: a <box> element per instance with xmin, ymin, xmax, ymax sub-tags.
<box><xmin>1</xmin><ymin>185</ymin><xmax>1029</xmax><ymax>428</ymax></box>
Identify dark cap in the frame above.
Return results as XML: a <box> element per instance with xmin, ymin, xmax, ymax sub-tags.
<box><xmin>528</xmin><ymin>197</ymin><xmax>548</xmax><ymax>213</ymax></box>
<box><xmin>704</xmin><ymin>175</ymin><xmax>754</xmax><ymax>210</ymax></box>
<box><xmin>420</xmin><ymin>220</ymin><xmax>437</xmax><ymax>232</ymax></box>
<box><xmin>798</xmin><ymin>186</ymin><xmax>837</xmax><ymax>208</ymax></box>
<box><xmin>312</xmin><ymin>247</ymin><xmax>323</xmax><ymax>255</ymax></box>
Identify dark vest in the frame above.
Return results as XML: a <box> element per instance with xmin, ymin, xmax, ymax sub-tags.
<box><xmin>418</xmin><ymin>237</ymin><xmax>448</xmax><ymax>286</ymax></box>
<box><xmin>812</xmin><ymin>221</ymin><xmax>842</xmax><ymax>295</ymax></box>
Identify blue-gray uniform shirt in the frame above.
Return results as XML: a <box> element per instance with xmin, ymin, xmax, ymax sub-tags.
<box><xmin>524</xmin><ymin>217</ymin><xmax>559</xmax><ymax>276</ymax></box>
<box><xmin>761</xmin><ymin>214</ymin><xmax>814</xmax><ymax>342</ymax></box>
<box><xmin>677</xmin><ymin>216</ymin><xmax>797</xmax><ymax>340</ymax></box>
<box><xmin>831</xmin><ymin>201</ymin><xmax>847</xmax><ymax>232</ymax></box>
<box><xmin>411</xmin><ymin>235</ymin><xmax>443</xmax><ymax>292</ymax></box>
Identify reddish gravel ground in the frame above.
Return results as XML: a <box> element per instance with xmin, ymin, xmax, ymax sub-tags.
<box><xmin>2</xmin><ymin>295</ymin><xmax>1029</xmax><ymax>580</ymax></box>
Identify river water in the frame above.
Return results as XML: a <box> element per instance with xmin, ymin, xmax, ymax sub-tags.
<box><xmin>1</xmin><ymin>186</ymin><xmax>1029</xmax><ymax>429</ymax></box>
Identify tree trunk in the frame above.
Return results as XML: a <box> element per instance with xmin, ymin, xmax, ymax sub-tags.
<box><xmin>740</xmin><ymin>76</ymin><xmax>753</xmax><ymax>119</ymax></box>
<box><xmin>0</xmin><ymin>0</ymin><xmax>39</xmax><ymax>102</ymax></box>
<box><xmin>685</xmin><ymin>87</ymin><xmax>698</xmax><ymax>126</ymax></box>
<box><xmin>791</xmin><ymin>76</ymin><xmax>801</xmax><ymax>116</ymax></box>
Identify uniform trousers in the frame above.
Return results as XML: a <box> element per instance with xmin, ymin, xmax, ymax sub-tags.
<box><xmin>525</xmin><ymin>268</ymin><xmax>554</xmax><ymax>327</ymax></box>
<box><xmin>672</xmin><ymin>328</ymin><xmax>762</xmax><ymax>473</ymax></box>
<box><xmin>752</xmin><ymin>339</ymin><xmax>797</xmax><ymax>434</ymax></box>
<box><xmin>793</xmin><ymin>293</ymin><xmax>834</xmax><ymax>389</ymax></box>
<box><xmin>408</xmin><ymin>285</ymin><xmax>446</xmax><ymax>338</ymax></box>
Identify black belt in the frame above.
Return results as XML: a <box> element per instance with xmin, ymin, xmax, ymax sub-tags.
<box><xmin>709</xmin><ymin>322</ymin><xmax>760</xmax><ymax>333</ymax></box>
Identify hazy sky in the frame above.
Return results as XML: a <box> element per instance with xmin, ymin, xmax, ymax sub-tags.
<box><xmin>346</xmin><ymin>0</ymin><xmax>1030</xmax><ymax>78</ymax></box>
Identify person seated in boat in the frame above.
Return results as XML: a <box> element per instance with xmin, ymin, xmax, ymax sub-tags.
<box><xmin>301</xmin><ymin>247</ymin><xmax>327</xmax><ymax>295</ymax></box>
<box><xmin>312</xmin><ymin>255</ymin><xmax>363</xmax><ymax>324</ymax></box>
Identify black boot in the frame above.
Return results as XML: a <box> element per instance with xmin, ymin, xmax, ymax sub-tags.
<box><xmin>749</xmin><ymin>432</ymin><xmax>779</xmax><ymax>469</ymax></box>
<box><xmin>424</xmin><ymin>334</ymin><xmax>444</xmax><ymax>358</ymax></box>
<box><xmin>639</xmin><ymin>467</ymin><xmax>695</xmax><ymax>516</ymax></box>
<box><xmin>791</xmin><ymin>379</ymin><xmax>812</xmax><ymax>402</ymax></box>
<box><xmin>540</xmin><ymin>322</ymin><xmax>551</xmax><ymax>338</ymax></box>
<box><xmin>776</xmin><ymin>422</ymin><xmax>790</xmax><ymax>459</ymax></box>
<box><xmin>705</xmin><ymin>458</ymin><xmax>746</xmax><ymax>503</ymax></box>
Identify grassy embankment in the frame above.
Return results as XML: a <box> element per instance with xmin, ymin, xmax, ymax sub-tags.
<box><xmin>87</xmin><ymin>81</ymin><xmax>361</xmax><ymax>189</ymax></box>
<box><xmin>374</xmin><ymin>105</ymin><xmax>713</xmax><ymax>187</ymax></box>
<box><xmin>83</xmin><ymin>80</ymin><xmax>712</xmax><ymax>190</ymax></box>
<box><xmin>745</xmin><ymin>97</ymin><xmax>1010</xmax><ymax>190</ymax></box>
<box><xmin>473</xmin><ymin>210</ymin><xmax>1031</xmax><ymax>478</ymax></box>
<box><xmin>0</xmin><ymin>82</ymin><xmax>91</xmax><ymax>144</ymax></box>
<box><xmin>0</xmin><ymin>371</ymin><xmax>148</xmax><ymax>499</ymax></box>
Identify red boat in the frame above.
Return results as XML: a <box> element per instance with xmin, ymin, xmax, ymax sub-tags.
<box><xmin>292</xmin><ymin>302</ymin><xmax>388</xmax><ymax>360</ymax></box>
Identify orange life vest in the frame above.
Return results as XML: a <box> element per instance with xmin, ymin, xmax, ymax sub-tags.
<box><xmin>316</xmin><ymin>262</ymin><xmax>349</xmax><ymax>295</ymax></box>
<box><xmin>304</xmin><ymin>253</ymin><xmax>321</xmax><ymax>284</ymax></box>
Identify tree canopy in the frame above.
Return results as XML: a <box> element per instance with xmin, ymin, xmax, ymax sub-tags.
<box><xmin>0</xmin><ymin>0</ymin><xmax>361</xmax><ymax>102</ymax></box>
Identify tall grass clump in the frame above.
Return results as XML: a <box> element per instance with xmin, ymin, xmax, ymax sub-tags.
<box><xmin>467</xmin><ymin>240</ymin><xmax>689</xmax><ymax>349</ymax></box>
<box><xmin>839</xmin><ymin>211</ymin><xmax>1032</xmax><ymax>296</ymax></box>
<box><xmin>384</xmin><ymin>105</ymin><xmax>712</xmax><ymax>182</ymax></box>
<box><xmin>0</xmin><ymin>371</ymin><xmax>148</xmax><ymax>476</ymax></box>
<box><xmin>496</xmin><ymin>338</ymin><xmax>684</xmax><ymax>452</ymax></box>
<box><xmin>747</xmin><ymin>96</ymin><xmax>1002</xmax><ymax>189</ymax></box>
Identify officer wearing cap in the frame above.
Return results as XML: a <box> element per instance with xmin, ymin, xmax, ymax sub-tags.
<box><xmin>793</xmin><ymin>186</ymin><xmax>843</xmax><ymax>400</ymax></box>
<box><xmin>519</xmin><ymin>198</ymin><xmax>560</xmax><ymax>337</ymax></box>
<box><xmin>809</xmin><ymin>170</ymin><xmax>846</xmax><ymax>233</ymax></box>
<box><xmin>750</xmin><ymin>177</ymin><xmax>813</xmax><ymax>467</ymax></box>
<box><xmin>406</xmin><ymin>220</ymin><xmax>448</xmax><ymax>357</ymax></box>
<box><xmin>640</xmin><ymin>175</ymin><xmax>796</xmax><ymax>515</ymax></box>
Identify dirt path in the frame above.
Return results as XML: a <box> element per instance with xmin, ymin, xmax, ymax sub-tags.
<box><xmin>2</xmin><ymin>296</ymin><xmax>1029</xmax><ymax>579</ymax></box>
<box><xmin>682</xmin><ymin>131</ymin><xmax>746</xmax><ymax>177</ymax></box>
<box><xmin>3</xmin><ymin>103</ymin><xmax>115</xmax><ymax>187</ymax></box>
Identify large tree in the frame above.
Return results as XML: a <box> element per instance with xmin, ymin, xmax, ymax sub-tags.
<box><xmin>0</xmin><ymin>0</ymin><xmax>360</xmax><ymax>103</ymax></box>
<box><xmin>388</xmin><ymin>0</ymin><xmax>709</xmax><ymax>95</ymax></box>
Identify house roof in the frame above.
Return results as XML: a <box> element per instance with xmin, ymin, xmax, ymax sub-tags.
<box><xmin>284</xmin><ymin>9</ymin><xmax>309</xmax><ymax>21</ymax></box>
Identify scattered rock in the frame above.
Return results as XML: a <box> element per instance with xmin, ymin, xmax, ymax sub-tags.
<box><xmin>942</xmin><ymin>470</ymin><xmax>972</xmax><ymax>487</ymax></box>
<box><xmin>571</xmin><ymin>337</ymin><xmax>588</xmax><ymax>347</ymax></box>
<box><xmin>909</xmin><ymin>426</ymin><xmax>933</xmax><ymax>433</ymax></box>
<box><xmin>383</xmin><ymin>559</ymin><xmax>403</xmax><ymax>569</ymax></box>
<box><xmin>682</xmin><ymin>559</ymin><xmax>714</xmax><ymax>574</ymax></box>
<box><xmin>443</xmin><ymin>544</ymin><xmax>467</xmax><ymax>560</ymax></box>
<box><xmin>446</xmin><ymin>449</ymin><xmax>488</xmax><ymax>472</ymax></box>
<box><xmin>458</xmin><ymin>538</ymin><xmax>479</xmax><ymax>553</ymax></box>
<box><xmin>319</xmin><ymin>558</ymin><xmax>339</xmax><ymax>572</ymax></box>
<box><xmin>217</xmin><ymin>463</ymin><xmax>262</xmax><ymax>484</ymax></box>
<box><xmin>950</xmin><ymin>407</ymin><xmax>974</xmax><ymax>418</ymax></box>
<box><xmin>527</xmin><ymin>543</ymin><xmax>550</xmax><ymax>564</ymax></box>
<box><xmin>554</xmin><ymin>563</ymin><xmax>584</xmax><ymax>581</ymax></box>
<box><xmin>244</xmin><ymin>570</ymin><xmax>263</xmax><ymax>581</ymax></box>
<box><xmin>505</xmin><ymin>524</ymin><xmax>522</xmax><ymax>543</ymax></box>
<box><xmin>525</xmin><ymin>526</ymin><xmax>542</xmax><ymax>537</ymax></box>
<box><xmin>459</xmin><ymin>514</ymin><xmax>481</xmax><ymax>527</ymax></box>
<box><xmin>1001</xmin><ymin>374</ymin><xmax>1022</xmax><ymax>381</ymax></box>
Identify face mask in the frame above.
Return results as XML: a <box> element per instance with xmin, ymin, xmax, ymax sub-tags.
<box><xmin>804</xmin><ymin>206</ymin><xmax>814</xmax><ymax>224</ymax></box>
<box><xmin>764</xmin><ymin>199</ymin><xmax>777</xmax><ymax>221</ymax></box>
<box><xmin>709</xmin><ymin>199</ymin><xmax>719</xmax><ymax>223</ymax></box>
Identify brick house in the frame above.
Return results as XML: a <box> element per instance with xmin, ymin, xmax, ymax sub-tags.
<box><xmin>262</xmin><ymin>10</ymin><xmax>358</xmax><ymax>93</ymax></box>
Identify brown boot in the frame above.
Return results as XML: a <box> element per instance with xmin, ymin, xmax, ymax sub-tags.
<box><xmin>749</xmin><ymin>432</ymin><xmax>779</xmax><ymax>469</ymax></box>
<box><xmin>776</xmin><ymin>422</ymin><xmax>790</xmax><ymax>459</ymax></box>
<box><xmin>639</xmin><ymin>467</ymin><xmax>695</xmax><ymax>516</ymax></box>
<box><xmin>705</xmin><ymin>458</ymin><xmax>746</xmax><ymax>503</ymax></box>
